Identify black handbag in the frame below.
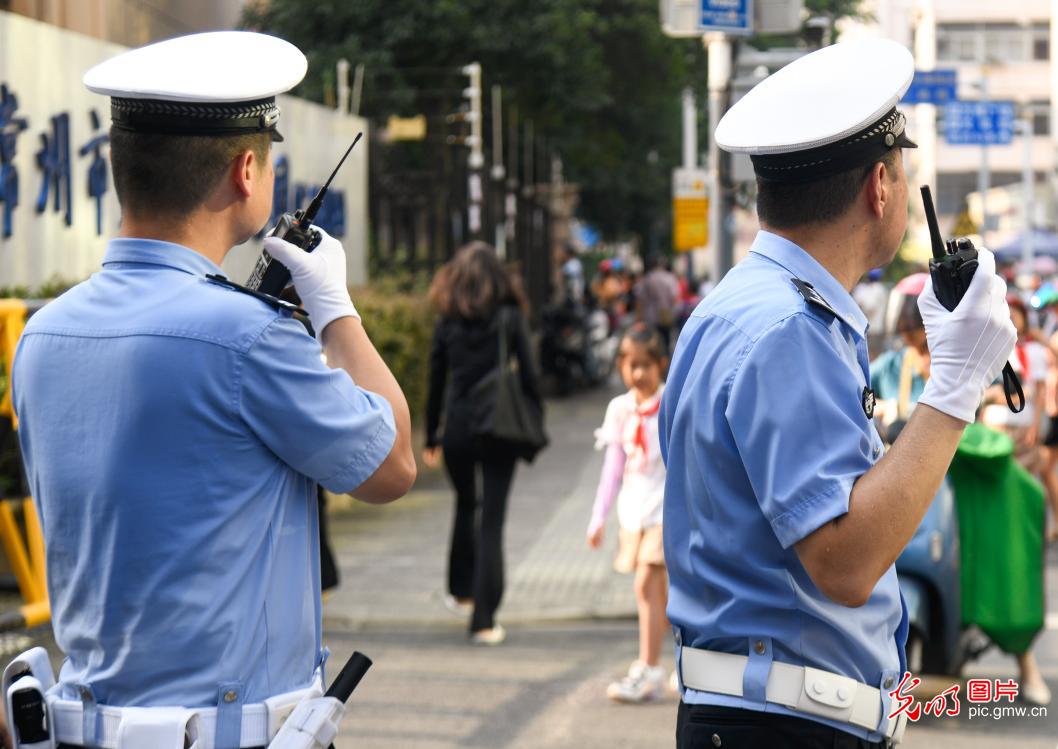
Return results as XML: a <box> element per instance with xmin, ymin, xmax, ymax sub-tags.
<box><xmin>469</xmin><ymin>307</ymin><xmax>549</xmax><ymax>462</ymax></box>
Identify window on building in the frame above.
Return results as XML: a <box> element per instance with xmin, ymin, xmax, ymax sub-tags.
<box><xmin>936</xmin><ymin>172</ymin><xmax>1021</xmax><ymax>217</ymax></box>
<box><xmin>936</xmin><ymin>22</ymin><xmax>1047</xmax><ymax>63</ymax></box>
<box><xmin>937</xmin><ymin>24</ymin><xmax>981</xmax><ymax>62</ymax></box>
<box><xmin>984</xmin><ymin>23</ymin><xmax>1027</xmax><ymax>61</ymax></box>
<box><xmin>1031</xmin><ymin>102</ymin><xmax>1050</xmax><ymax>135</ymax></box>
<box><xmin>1032</xmin><ymin>23</ymin><xmax>1049</xmax><ymax>60</ymax></box>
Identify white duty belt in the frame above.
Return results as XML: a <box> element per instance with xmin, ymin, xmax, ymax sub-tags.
<box><xmin>47</xmin><ymin>678</ymin><xmax>321</xmax><ymax>749</ymax></box>
<box><xmin>679</xmin><ymin>647</ymin><xmax>908</xmax><ymax>745</ymax></box>
<box><xmin>2</xmin><ymin>646</ymin><xmax>324</xmax><ymax>749</ymax></box>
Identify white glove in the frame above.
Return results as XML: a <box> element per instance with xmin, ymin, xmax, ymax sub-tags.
<box><xmin>917</xmin><ymin>247</ymin><xmax>1017</xmax><ymax>423</ymax></box>
<box><xmin>267</xmin><ymin>696</ymin><xmax>346</xmax><ymax>749</ymax></box>
<box><xmin>263</xmin><ymin>227</ymin><xmax>359</xmax><ymax>332</ymax></box>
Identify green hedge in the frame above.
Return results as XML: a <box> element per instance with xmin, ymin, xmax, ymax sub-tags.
<box><xmin>353</xmin><ymin>276</ymin><xmax>434</xmax><ymax>424</ymax></box>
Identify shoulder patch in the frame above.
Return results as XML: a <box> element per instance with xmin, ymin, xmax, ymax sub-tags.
<box><xmin>205</xmin><ymin>274</ymin><xmax>306</xmax><ymax>317</ymax></box>
<box><xmin>791</xmin><ymin>278</ymin><xmax>838</xmax><ymax>318</ymax></box>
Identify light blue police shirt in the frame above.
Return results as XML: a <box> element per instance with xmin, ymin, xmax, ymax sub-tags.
<box><xmin>660</xmin><ymin>230</ymin><xmax>907</xmax><ymax>742</ymax></box>
<box><xmin>12</xmin><ymin>240</ymin><xmax>396</xmax><ymax>724</ymax></box>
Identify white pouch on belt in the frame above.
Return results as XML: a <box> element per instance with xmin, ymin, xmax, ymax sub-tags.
<box><xmin>267</xmin><ymin>697</ymin><xmax>345</xmax><ymax>749</ymax></box>
<box><xmin>116</xmin><ymin>707</ymin><xmax>199</xmax><ymax>749</ymax></box>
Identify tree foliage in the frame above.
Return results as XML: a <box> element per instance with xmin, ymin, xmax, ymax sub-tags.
<box><xmin>243</xmin><ymin>0</ymin><xmax>706</xmax><ymax>245</ymax></box>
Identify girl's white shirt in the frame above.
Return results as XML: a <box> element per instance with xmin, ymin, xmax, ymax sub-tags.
<box><xmin>594</xmin><ymin>385</ymin><xmax>666</xmax><ymax>531</ymax></box>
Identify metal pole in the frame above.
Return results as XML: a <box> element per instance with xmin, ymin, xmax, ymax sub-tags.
<box><xmin>1051</xmin><ymin>0</ymin><xmax>1058</xmax><ymax>227</ymax></box>
<box><xmin>682</xmin><ymin>87</ymin><xmax>697</xmax><ymax>169</ymax></box>
<box><xmin>1020</xmin><ymin>118</ymin><xmax>1035</xmax><ymax>278</ymax></box>
<box><xmin>336</xmin><ymin>59</ymin><xmax>350</xmax><ymax>114</ymax></box>
<box><xmin>977</xmin><ymin>74</ymin><xmax>991</xmax><ymax>243</ymax></box>
<box><xmin>351</xmin><ymin>64</ymin><xmax>365</xmax><ymax>117</ymax></box>
<box><xmin>492</xmin><ymin>85</ymin><xmax>507</xmax><ymax>258</ymax></box>
<box><xmin>706</xmin><ymin>33</ymin><xmax>732</xmax><ymax>281</ymax></box>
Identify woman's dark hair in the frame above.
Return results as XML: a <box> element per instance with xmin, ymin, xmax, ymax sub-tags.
<box><xmin>621</xmin><ymin>323</ymin><xmax>667</xmax><ymax>365</ymax></box>
<box><xmin>428</xmin><ymin>241</ymin><xmax>528</xmax><ymax>319</ymax></box>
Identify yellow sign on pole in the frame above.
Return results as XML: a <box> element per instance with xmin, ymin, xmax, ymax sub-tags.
<box><xmin>385</xmin><ymin>115</ymin><xmax>427</xmax><ymax>141</ymax></box>
<box><xmin>673</xmin><ymin>167</ymin><xmax>709</xmax><ymax>252</ymax></box>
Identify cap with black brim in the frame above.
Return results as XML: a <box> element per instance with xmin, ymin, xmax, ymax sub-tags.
<box><xmin>716</xmin><ymin>38</ymin><xmax>918</xmax><ymax>184</ymax></box>
<box><xmin>83</xmin><ymin>31</ymin><xmax>307</xmax><ymax>143</ymax></box>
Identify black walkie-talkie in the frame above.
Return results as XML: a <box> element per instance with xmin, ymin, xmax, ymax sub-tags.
<box><xmin>921</xmin><ymin>185</ymin><xmax>1023</xmax><ymax>413</ymax></box>
<box><xmin>247</xmin><ymin>132</ymin><xmax>363</xmax><ymax>297</ymax></box>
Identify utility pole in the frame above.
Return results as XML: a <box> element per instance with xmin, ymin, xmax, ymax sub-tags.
<box><xmin>351</xmin><ymin>63</ymin><xmax>365</xmax><ymax>117</ymax></box>
<box><xmin>491</xmin><ymin>85</ymin><xmax>506</xmax><ymax>258</ymax></box>
<box><xmin>682</xmin><ymin>88</ymin><xmax>697</xmax><ymax>169</ymax></box>
<box><xmin>1051</xmin><ymin>0</ymin><xmax>1058</xmax><ymax>226</ymax></box>
<box><xmin>1018</xmin><ymin>117</ymin><xmax>1035</xmax><ymax>280</ymax></box>
<box><xmin>706</xmin><ymin>32</ymin><xmax>733</xmax><ymax>282</ymax></box>
<box><xmin>913</xmin><ymin>0</ymin><xmax>937</xmax><ymax>206</ymax></box>
<box><xmin>336</xmin><ymin>59</ymin><xmax>350</xmax><ymax>114</ymax></box>
<box><xmin>976</xmin><ymin>73</ymin><xmax>992</xmax><ymax>244</ymax></box>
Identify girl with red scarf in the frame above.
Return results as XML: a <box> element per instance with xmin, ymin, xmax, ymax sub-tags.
<box><xmin>586</xmin><ymin>323</ymin><xmax>670</xmax><ymax>703</ymax></box>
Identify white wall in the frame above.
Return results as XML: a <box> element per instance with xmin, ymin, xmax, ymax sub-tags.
<box><xmin>0</xmin><ymin>10</ymin><xmax>370</xmax><ymax>290</ymax></box>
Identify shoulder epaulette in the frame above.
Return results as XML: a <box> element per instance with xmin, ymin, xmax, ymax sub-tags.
<box><xmin>791</xmin><ymin>277</ymin><xmax>838</xmax><ymax>318</ymax></box>
<box><xmin>205</xmin><ymin>274</ymin><xmax>306</xmax><ymax>316</ymax></box>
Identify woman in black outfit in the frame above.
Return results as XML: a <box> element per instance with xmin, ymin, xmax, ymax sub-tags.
<box><xmin>423</xmin><ymin>242</ymin><xmax>542</xmax><ymax>644</ymax></box>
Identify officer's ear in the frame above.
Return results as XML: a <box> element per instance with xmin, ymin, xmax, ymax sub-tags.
<box><xmin>863</xmin><ymin>161</ymin><xmax>889</xmax><ymax>221</ymax></box>
<box><xmin>231</xmin><ymin>149</ymin><xmax>259</xmax><ymax>200</ymax></box>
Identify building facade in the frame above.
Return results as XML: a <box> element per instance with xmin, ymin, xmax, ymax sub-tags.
<box><xmin>0</xmin><ymin>0</ymin><xmax>246</xmax><ymax>47</ymax></box>
<box><xmin>843</xmin><ymin>0</ymin><xmax>1056</xmax><ymax>252</ymax></box>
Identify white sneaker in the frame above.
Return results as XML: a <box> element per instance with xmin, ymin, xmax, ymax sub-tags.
<box><xmin>626</xmin><ymin>660</ymin><xmax>646</xmax><ymax>679</ymax></box>
<box><xmin>606</xmin><ymin>664</ymin><xmax>666</xmax><ymax>703</ymax></box>
<box><xmin>442</xmin><ymin>593</ymin><xmax>472</xmax><ymax>616</ymax></box>
<box><xmin>1021</xmin><ymin>677</ymin><xmax>1052</xmax><ymax>706</ymax></box>
<box><xmin>470</xmin><ymin>625</ymin><xmax>506</xmax><ymax>645</ymax></box>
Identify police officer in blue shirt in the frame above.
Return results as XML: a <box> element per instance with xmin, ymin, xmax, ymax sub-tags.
<box><xmin>661</xmin><ymin>40</ymin><xmax>1017</xmax><ymax>748</ymax></box>
<box><xmin>7</xmin><ymin>33</ymin><xmax>415</xmax><ymax>749</ymax></box>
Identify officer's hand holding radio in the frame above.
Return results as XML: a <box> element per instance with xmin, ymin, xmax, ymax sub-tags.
<box><xmin>264</xmin><ymin>227</ymin><xmax>360</xmax><ymax>334</ymax></box>
<box><xmin>917</xmin><ymin>247</ymin><xmax>1017</xmax><ymax>423</ymax></box>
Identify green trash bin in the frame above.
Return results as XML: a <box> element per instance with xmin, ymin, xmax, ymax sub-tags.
<box><xmin>948</xmin><ymin>423</ymin><xmax>1046</xmax><ymax>655</ymax></box>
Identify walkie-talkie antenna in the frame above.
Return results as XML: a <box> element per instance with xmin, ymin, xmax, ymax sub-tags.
<box><xmin>920</xmin><ymin>185</ymin><xmax>946</xmax><ymax>260</ymax></box>
<box><xmin>301</xmin><ymin>132</ymin><xmax>363</xmax><ymax>224</ymax></box>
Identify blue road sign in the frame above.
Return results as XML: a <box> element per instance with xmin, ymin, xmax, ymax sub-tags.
<box><xmin>901</xmin><ymin>69</ymin><xmax>957</xmax><ymax>105</ymax></box>
<box><xmin>700</xmin><ymin>0</ymin><xmax>752</xmax><ymax>35</ymax></box>
<box><xmin>944</xmin><ymin>101</ymin><xmax>1016</xmax><ymax>145</ymax></box>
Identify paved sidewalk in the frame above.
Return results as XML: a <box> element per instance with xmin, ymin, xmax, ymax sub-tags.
<box><xmin>321</xmin><ymin>383</ymin><xmax>638</xmax><ymax>631</ymax></box>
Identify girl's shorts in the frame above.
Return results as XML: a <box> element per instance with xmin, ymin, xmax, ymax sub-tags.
<box><xmin>614</xmin><ymin>524</ymin><xmax>665</xmax><ymax>574</ymax></box>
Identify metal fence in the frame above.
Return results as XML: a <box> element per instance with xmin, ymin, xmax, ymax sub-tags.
<box><xmin>367</xmin><ymin>124</ymin><xmax>555</xmax><ymax>319</ymax></box>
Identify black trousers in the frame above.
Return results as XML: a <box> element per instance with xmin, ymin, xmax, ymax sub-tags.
<box><xmin>443</xmin><ymin>426</ymin><xmax>518</xmax><ymax>632</ymax></box>
<box><xmin>676</xmin><ymin>703</ymin><xmax>888</xmax><ymax>749</ymax></box>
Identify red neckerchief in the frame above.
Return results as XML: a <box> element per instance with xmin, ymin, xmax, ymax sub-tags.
<box><xmin>633</xmin><ymin>393</ymin><xmax>662</xmax><ymax>460</ymax></box>
<box><xmin>1016</xmin><ymin>341</ymin><xmax>1031</xmax><ymax>382</ymax></box>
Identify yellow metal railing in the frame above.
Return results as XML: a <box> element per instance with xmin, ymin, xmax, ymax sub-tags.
<box><xmin>0</xmin><ymin>299</ymin><xmax>50</xmax><ymax>631</ymax></box>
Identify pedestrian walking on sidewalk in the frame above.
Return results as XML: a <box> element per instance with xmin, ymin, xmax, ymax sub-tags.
<box><xmin>587</xmin><ymin>323</ymin><xmax>670</xmax><ymax>703</ymax></box>
<box><xmin>661</xmin><ymin>39</ymin><xmax>1017</xmax><ymax>749</ymax></box>
<box><xmin>424</xmin><ymin>242</ymin><xmax>543</xmax><ymax>645</ymax></box>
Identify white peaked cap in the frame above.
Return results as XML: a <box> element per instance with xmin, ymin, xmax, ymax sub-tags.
<box><xmin>716</xmin><ymin>39</ymin><xmax>917</xmax><ymax>182</ymax></box>
<box><xmin>83</xmin><ymin>31</ymin><xmax>308</xmax><ymax>141</ymax></box>
<box><xmin>84</xmin><ymin>31</ymin><xmax>307</xmax><ymax>102</ymax></box>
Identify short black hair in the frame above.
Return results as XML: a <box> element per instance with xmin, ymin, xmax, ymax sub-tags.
<box><xmin>756</xmin><ymin>150</ymin><xmax>899</xmax><ymax>229</ymax></box>
<box><xmin>621</xmin><ymin>322</ymin><xmax>667</xmax><ymax>365</ymax></box>
<box><xmin>110</xmin><ymin>128</ymin><xmax>271</xmax><ymax>220</ymax></box>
